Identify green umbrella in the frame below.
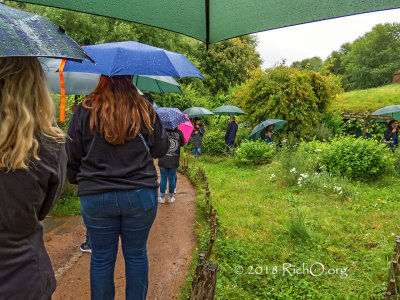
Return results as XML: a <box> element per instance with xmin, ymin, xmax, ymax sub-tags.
<box><xmin>372</xmin><ymin>105</ymin><xmax>400</xmax><ymax>121</ymax></box>
<box><xmin>183</xmin><ymin>107</ymin><xmax>214</xmax><ymax>118</ymax></box>
<box><xmin>133</xmin><ymin>75</ymin><xmax>182</xmax><ymax>93</ymax></box>
<box><xmin>213</xmin><ymin>105</ymin><xmax>245</xmax><ymax>116</ymax></box>
<box><xmin>40</xmin><ymin>58</ymin><xmax>180</xmax><ymax>94</ymax></box>
<box><xmin>0</xmin><ymin>3</ymin><xmax>91</xmax><ymax>62</ymax></box>
<box><xmin>249</xmin><ymin>119</ymin><xmax>287</xmax><ymax>141</ymax></box>
<box><xmin>11</xmin><ymin>0</ymin><xmax>400</xmax><ymax>44</ymax></box>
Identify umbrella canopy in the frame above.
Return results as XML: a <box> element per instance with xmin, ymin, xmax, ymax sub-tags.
<box><xmin>40</xmin><ymin>58</ymin><xmax>178</xmax><ymax>95</ymax></box>
<box><xmin>0</xmin><ymin>3</ymin><xmax>91</xmax><ymax>61</ymax></box>
<box><xmin>157</xmin><ymin>107</ymin><xmax>188</xmax><ymax>130</ymax></box>
<box><xmin>372</xmin><ymin>105</ymin><xmax>400</xmax><ymax>120</ymax></box>
<box><xmin>63</xmin><ymin>41</ymin><xmax>204</xmax><ymax>78</ymax></box>
<box><xmin>12</xmin><ymin>1</ymin><xmax>400</xmax><ymax>44</ymax></box>
<box><xmin>249</xmin><ymin>119</ymin><xmax>287</xmax><ymax>141</ymax></box>
<box><xmin>133</xmin><ymin>75</ymin><xmax>182</xmax><ymax>93</ymax></box>
<box><xmin>183</xmin><ymin>107</ymin><xmax>214</xmax><ymax>118</ymax></box>
<box><xmin>177</xmin><ymin>114</ymin><xmax>194</xmax><ymax>143</ymax></box>
<box><xmin>213</xmin><ymin>105</ymin><xmax>245</xmax><ymax>116</ymax></box>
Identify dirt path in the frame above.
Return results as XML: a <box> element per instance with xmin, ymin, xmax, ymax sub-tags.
<box><xmin>44</xmin><ymin>171</ymin><xmax>196</xmax><ymax>300</ymax></box>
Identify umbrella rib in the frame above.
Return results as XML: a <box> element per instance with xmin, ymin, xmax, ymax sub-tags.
<box><xmin>155</xmin><ymin>79</ymin><xmax>164</xmax><ymax>93</ymax></box>
<box><xmin>205</xmin><ymin>0</ymin><xmax>210</xmax><ymax>47</ymax></box>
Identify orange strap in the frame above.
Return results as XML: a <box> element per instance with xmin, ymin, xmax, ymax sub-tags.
<box><xmin>59</xmin><ymin>59</ymin><xmax>66</xmax><ymax>122</ymax></box>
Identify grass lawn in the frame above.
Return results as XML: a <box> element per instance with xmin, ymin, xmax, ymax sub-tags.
<box><xmin>185</xmin><ymin>154</ymin><xmax>400</xmax><ymax>299</ymax></box>
<box><xmin>333</xmin><ymin>84</ymin><xmax>400</xmax><ymax>113</ymax></box>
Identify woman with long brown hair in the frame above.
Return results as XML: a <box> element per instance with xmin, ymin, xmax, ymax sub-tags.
<box><xmin>66</xmin><ymin>75</ymin><xmax>168</xmax><ymax>300</ymax></box>
<box><xmin>0</xmin><ymin>57</ymin><xmax>67</xmax><ymax>299</ymax></box>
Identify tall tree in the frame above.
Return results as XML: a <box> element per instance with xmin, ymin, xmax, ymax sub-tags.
<box><xmin>291</xmin><ymin>56</ymin><xmax>323</xmax><ymax>72</ymax></box>
<box><xmin>342</xmin><ymin>23</ymin><xmax>400</xmax><ymax>90</ymax></box>
<box><xmin>196</xmin><ymin>35</ymin><xmax>262</xmax><ymax>95</ymax></box>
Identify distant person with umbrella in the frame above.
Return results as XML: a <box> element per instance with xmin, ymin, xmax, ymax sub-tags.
<box><xmin>191</xmin><ymin>118</ymin><xmax>205</xmax><ymax>158</ymax></box>
<box><xmin>225</xmin><ymin>116</ymin><xmax>238</xmax><ymax>154</ymax></box>
<box><xmin>156</xmin><ymin>107</ymin><xmax>187</xmax><ymax>202</ymax></box>
<box><xmin>384</xmin><ymin>120</ymin><xmax>399</xmax><ymax>151</ymax></box>
<box><xmin>66</xmin><ymin>75</ymin><xmax>169</xmax><ymax>300</ymax></box>
<box><xmin>262</xmin><ymin>124</ymin><xmax>275</xmax><ymax>144</ymax></box>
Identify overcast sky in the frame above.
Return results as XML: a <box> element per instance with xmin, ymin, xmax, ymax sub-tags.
<box><xmin>254</xmin><ymin>8</ymin><xmax>400</xmax><ymax>69</ymax></box>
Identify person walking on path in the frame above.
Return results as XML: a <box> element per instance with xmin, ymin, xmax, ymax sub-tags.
<box><xmin>0</xmin><ymin>57</ymin><xmax>67</xmax><ymax>300</ymax></box>
<box><xmin>384</xmin><ymin>120</ymin><xmax>399</xmax><ymax>151</ymax></box>
<box><xmin>158</xmin><ymin>128</ymin><xmax>185</xmax><ymax>203</ymax></box>
<box><xmin>191</xmin><ymin>118</ymin><xmax>205</xmax><ymax>158</ymax></box>
<box><xmin>225</xmin><ymin>116</ymin><xmax>238</xmax><ymax>154</ymax></box>
<box><xmin>66</xmin><ymin>75</ymin><xmax>169</xmax><ymax>300</ymax></box>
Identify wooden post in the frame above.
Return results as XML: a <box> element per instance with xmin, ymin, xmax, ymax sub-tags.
<box><xmin>341</xmin><ymin>113</ymin><xmax>393</xmax><ymax>139</ymax></box>
<box><xmin>189</xmin><ymin>262</ymin><xmax>218</xmax><ymax>300</ymax></box>
<box><xmin>387</xmin><ymin>279</ymin><xmax>396</xmax><ymax>295</ymax></box>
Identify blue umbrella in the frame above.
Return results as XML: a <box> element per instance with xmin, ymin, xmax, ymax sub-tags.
<box><xmin>63</xmin><ymin>41</ymin><xmax>204</xmax><ymax>78</ymax></box>
<box><xmin>157</xmin><ymin>107</ymin><xmax>187</xmax><ymax>130</ymax></box>
<box><xmin>0</xmin><ymin>3</ymin><xmax>92</xmax><ymax>62</ymax></box>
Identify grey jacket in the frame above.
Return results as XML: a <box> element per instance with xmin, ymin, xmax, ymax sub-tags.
<box><xmin>191</xmin><ymin>124</ymin><xmax>205</xmax><ymax>148</ymax></box>
<box><xmin>0</xmin><ymin>137</ymin><xmax>67</xmax><ymax>300</ymax></box>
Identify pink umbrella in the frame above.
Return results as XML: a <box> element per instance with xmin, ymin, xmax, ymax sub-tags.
<box><xmin>178</xmin><ymin>114</ymin><xmax>194</xmax><ymax>143</ymax></box>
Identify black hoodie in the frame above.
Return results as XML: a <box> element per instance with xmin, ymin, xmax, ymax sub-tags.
<box><xmin>66</xmin><ymin>104</ymin><xmax>169</xmax><ymax>196</ymax></box>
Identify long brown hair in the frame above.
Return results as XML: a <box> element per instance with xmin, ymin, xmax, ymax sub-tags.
<box><xmin>83</xmin><ymin>75</ymin><xmax>155</xmax><ymax>144</ymax></box>
<box><xmin>0</xmin><ymin>57</ymin><xmax>65</xmax><ymax>171</ymax></box>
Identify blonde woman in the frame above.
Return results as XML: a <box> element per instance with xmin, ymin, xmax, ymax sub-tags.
<box><xmin>0</xmin><ymin>57</ymin><xmax>67</xmax><ymax>300</ymax></box>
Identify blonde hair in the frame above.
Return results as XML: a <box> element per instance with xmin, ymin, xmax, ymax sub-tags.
<box><xmin>0</xmin><ymin>57</ymin><xmax>65</xmax><ymax>171</ymax></box>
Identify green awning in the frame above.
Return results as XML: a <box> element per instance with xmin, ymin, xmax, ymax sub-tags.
<box><xmin>10</xmin><ymin>1</ymin><xmax>400</xmax><ymax>44</ymax></box>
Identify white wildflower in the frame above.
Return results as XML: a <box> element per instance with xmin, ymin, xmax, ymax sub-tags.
<box><xmin>270</xmin><ymin>174</ymin><xmax>276</xmax><ymax>180</ymax></box>
<box><xmin>282</xmin><ymin>139</ymin><xmax>288</xmax><ymax>143</ymax></box>
<box><xmin>290</xmin><ymin>168</ymin><xmax>296</xmax><ymax>173</ymax></box>
<box><xmin>300</xmin><ymin>173</ymin><xmax>308</xmax><ymax>178</ymax></box>
<box><xmin>314</xmin><ymin>149</ymin><xmax>322</xmax><ymax>152</ymax></box>
<box><xmin>323</xmin><ymin>184</ymin><xmax>327</xmax><ymax>188</ymax></box>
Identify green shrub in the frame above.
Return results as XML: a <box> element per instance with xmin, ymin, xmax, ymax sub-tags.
<box><xmin>230</xmin><ymin>67</ymin><xmax>343</xmax><ymax>139</ymax></box>
<box><xmin>309</xmin><ymin>124</ymin><xmax>334</xmax><ymax>142</ymax></box>
<box><xmin>235</xmin><ymin>140</ymin><xmax>275</xmax><ymax>165</ymax></box>
<box><xmin>321</xmin><ymin>136</ymin><xmax>394</xmax><ymax>181</ymax></box>
<box><xmin>202</xmin><ymin>130</ymin><xmax>226</xmax><ymax>156</ymax></box>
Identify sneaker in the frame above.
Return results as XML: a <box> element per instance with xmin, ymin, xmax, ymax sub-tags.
<box><xmin>158</xmin><ymin>196</ymin><xmax>165</xmax><ymax>204</ymax></box>
<box><xmin>174</xmin><ymin>188</ymin><xmax>177</xmax><ymax>194</ymax></box>
<box><xmin>169</xmin><ymin>196</ymin><xmax>175</xmax><ymax>203</ymax></box>
<box><xmin>80</xmin><ymin>242</ymin><xmax>92</xmax><ymax>253</ymax></box>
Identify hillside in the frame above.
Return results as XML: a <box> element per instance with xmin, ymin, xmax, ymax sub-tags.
<box><xmin>333</xmin><ymin>84</ymin><xmax>400</xmax><ymax>113</ymax></box>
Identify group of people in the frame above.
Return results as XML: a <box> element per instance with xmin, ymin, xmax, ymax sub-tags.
<box><xmin>188</xmin><ymin>116</ymin><xmax>240</xmax><ymax>157</ymax></box>
<box><xmin>1</xmin><ymin>57</ymin><xmax>184</xmax><ymax>300</ymax></box>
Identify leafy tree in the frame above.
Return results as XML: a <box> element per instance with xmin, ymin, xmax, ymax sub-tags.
<box><xmin>292</xmin><ymin>56</ymin><xmax>323</xmax><ymax>72</ymax></box>
<box><xmin>341</xmin><ymin>23</ymin><xmax>400</xmax><ymax>90</ymax></box>
<box><xmin>230</xmin><ymin>67</ymin><xmax>343</xmax><ymax>138</ymax></box>
<box><xmin>196</xmin><ymin>36</ymin><xmax>262</xmax><ymax>95</ymax></box>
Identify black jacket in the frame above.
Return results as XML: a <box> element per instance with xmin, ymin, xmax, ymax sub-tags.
<box><xmin>384</xmin><ymin>128</ymin><xmax>398</xmax><ymax>142</ymax></box>
<box><xmin>191</xmin><ymin>124</ymin><xmax>205</xmax><ymax>148</ymax></box>
<box><xmin>225</xmin><ymin>121</ymin><xmax>238</xmax><ymax>145</ymax></box>
<box><xmin>66</xmin><ymin>104</ymin><xmax>169</xmax><ymax>196</ymax></box>
<box><xmin>0</xmin><ymin>137</ymin><xmax>67</xmax><ymax>300</ymax></box>
<box><xmin>158</xmin><ymin>129</ymin><xmax>185</xmax><ymax>169</ymax></box>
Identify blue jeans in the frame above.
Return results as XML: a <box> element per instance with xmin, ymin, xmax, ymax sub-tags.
<box><xmin>159</xmin><ymin>167</ymin><xmax>177</xmax><ymax>197</ymax></box>
<box><xmin>80</xmin><ymin>189</ymin><xmax>158</xmax><ymax>300</ymax></box>
<box><xmin>193</xmin><ymin>148</ymin><xmax>201</xmax><ymax>157</ymax></box>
